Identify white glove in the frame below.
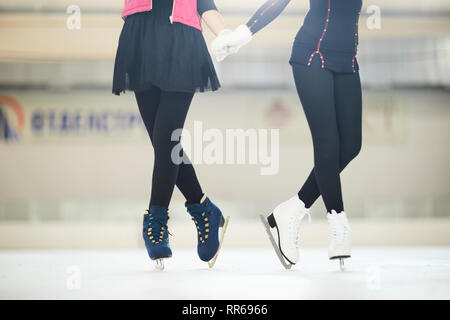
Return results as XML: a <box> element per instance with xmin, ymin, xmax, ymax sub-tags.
<box><xmin>211</xmin><ymin>25</ymin><xmax>253</xmax><ymax>62</ymax></box>
<box><xmin>211</xmin><ymin>29</ymin><xmax>233</xmax><ymax>62</ymax></box>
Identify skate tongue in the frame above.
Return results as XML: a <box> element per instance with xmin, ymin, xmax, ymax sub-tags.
<box><xmin>304</xmin><ymin>211</ymin><xmax>312</xmax><ymax>223</ymax></box>
<box><xmin>146</xmin><ymin>209</ymin><xmax>169</xmax><ymax>234</ymax></box>
<box><xmin>296</xmin><ymin>210</ymin><xmax>311</xmax><ymax>223</ymax></box>
<box><xmin>147</xmin><ymin>213</ymin><xmax>169</xmax><ymax>226</ymax></box>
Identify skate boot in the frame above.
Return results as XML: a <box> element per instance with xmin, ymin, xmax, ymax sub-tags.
<box><xmin>142</xmin><ymin>205</ymin><xmax>172</xmax><ymax>270</ymax></box>
<box><xmin>186</xmin><ymin>194</ymin><xmax>230</xmax><ymax>268</ymax></box>
<box><xmin>260</xmin><ymin>195</ymin><xmax>310</xmax><ymax>269</ymax></box>
<box><xmin>327</xmin><ymin>210</ymin><xmax>351</xmax><ymax>271</ymax></box>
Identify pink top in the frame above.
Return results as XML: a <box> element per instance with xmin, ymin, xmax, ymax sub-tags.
<box><xmin>122</xmin><ymin>0</ymin><xmax>202</xmax><ymax>31</ymax></box>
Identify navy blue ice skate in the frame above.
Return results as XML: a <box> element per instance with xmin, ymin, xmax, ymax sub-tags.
<box><xmin>186</xmin><ymin>195</ymin><xmax>229</xmax><ymax>265</ymax></box>
<box><xmin>142</xmin><ymin>205</ymin><xmax>172</xmax><ymax>265</ymax></box>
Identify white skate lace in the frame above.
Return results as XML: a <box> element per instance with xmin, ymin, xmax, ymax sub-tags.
<box><xmin>289</xmin><ymin>210</ymin><xmax>311</xmax><ymax>249</ymax></box>
<box><xmin>329</xmin><ymin>216</ymin><xmax>349</xmax><ymax>244</ymax></box>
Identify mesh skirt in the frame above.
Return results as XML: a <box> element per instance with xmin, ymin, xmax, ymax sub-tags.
<box><xmin>112</xmin><ymin>11</ymin><xmax>220</xmax><ymax>95</ymax></box>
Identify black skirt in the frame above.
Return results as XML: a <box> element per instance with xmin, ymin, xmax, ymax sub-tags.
<box><xmin>112</xmin><ymin>4</ymin><xmax>220</xmax><ymax>95</ymax></box>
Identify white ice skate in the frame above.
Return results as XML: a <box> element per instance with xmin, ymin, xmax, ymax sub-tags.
<box><xmin>260</xmin><ymin>196</ymin><xmax>310</xmax><ymax>269</ymax></box>
<box><xmin>327</xmin><ymin>210</ymin><xmax>351</xmax><ymax>271</ymax></box>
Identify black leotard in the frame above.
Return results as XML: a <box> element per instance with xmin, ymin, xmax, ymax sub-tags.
<box><xmin>246</xmin><ymin>0</ymin><xmax>363</xmax><ymax>73</ymax></box>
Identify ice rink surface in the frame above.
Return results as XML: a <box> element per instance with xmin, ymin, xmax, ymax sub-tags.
<box><xmin>0</xmin><ymin>247</ymin><xmax>449</xmax><ymax>300</ymax></box>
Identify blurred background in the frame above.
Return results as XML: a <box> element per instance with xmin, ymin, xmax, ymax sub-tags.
<box><xmin>0</xmin><ymin>0</ymin><xmax>449</xmax><ymax>250</ymax></box>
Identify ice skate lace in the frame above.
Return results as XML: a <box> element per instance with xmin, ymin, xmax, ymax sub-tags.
<box><xmin>146</xmin><ymin>212</ymin><xmax>170</xmax><ymax>245</ymax></box>
<box><xmin>190</xmin><ymin>211</ymin><xmax>210</xmax><ymax>244</ymax></box>
<box><xmin>289</xmin><ymin>210</ymin><xmax>311</xmax><ymax>249</ymax></box>
<box><xmin>328</xmin><ymin>216</ymin><xmax>349</xmax><ymax>244</ymax></box>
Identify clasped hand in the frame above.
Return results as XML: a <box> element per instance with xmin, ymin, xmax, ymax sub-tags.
<box><xmin>211</xmin><ymin>25</ymin><xmax>253</xmax><ymax>62</ymax></box>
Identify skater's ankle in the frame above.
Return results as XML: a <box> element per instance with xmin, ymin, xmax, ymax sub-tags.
<box><xmin>296</xmin><ymin>194</ymin><xmax>310</xmax><ymax>209</ymax></box>
<box><xmin>185</xmin><ymin>193</ymin><xmax>206</xmax><ymax>206</ymax></box>
<box><xmin>185</xmin><ymin>193</ymin><xmax>208</xmax><ymax>206</ymax></box>
<box><xmin>148</xmin><ymin>205</ymin><xmax>169</xmax><ymax>217</ymax></box>
<box><xmin>328</xmin><ymin>209</ymin><xmax>345</xmax><ymax>215</ymax></box>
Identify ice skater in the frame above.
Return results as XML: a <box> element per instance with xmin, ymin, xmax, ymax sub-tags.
<box><xmin>212</xmin><ymin>0</ymin><xmax>363</xmax><ymax>270</ymax></box>
<box><xmin>112</xmin><ymin>0</ymin><xmax>231</xmax><ymax>270</ymax></box>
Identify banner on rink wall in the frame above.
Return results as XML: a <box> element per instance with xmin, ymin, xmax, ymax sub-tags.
<box><xmin>0</xmin><ymin>91</ymin><xmax>405</xmax><ymax>145</ymax></box>
<box><xmin>0</xmin><ymin>94</ymin><xmax>148</xmax><ymax>144</ymax></box>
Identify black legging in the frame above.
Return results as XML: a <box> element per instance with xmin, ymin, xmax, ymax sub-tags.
<box><xmin>135</xmin><ymin>85</ymin><xmax>204</xmax><ymax>208</ymax></box>
<box><xmin>293</xmin><ymin>58</ymin><xmax>362</xmax><ymax>213</ymax></box>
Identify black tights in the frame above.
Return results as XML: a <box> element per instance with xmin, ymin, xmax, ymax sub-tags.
<box><xmin>293</xmin><ymin>58</ymin><xmax>362</xmax><ymax>213</ymax></box>
<box><xmin>135</xmin><ymin>85</ymin><xmax>203</xmax><ymax>208</ymax></box>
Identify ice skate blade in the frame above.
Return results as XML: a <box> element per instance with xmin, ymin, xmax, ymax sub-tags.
<box><xmin>208</xmin><ymin>216</ymin><xmax>230</xmax><ymax>269</ymax></box>
<box><xmin>155</xmin><ymin>258</ymin><xmax>165</xmax><ymax>271</ymax></box>
<box><xmin>339</xmin><ymin>258</ymin><xmax>345</xmax><ymax>271</ymax></box>
<box><xmin>259</xmin><ymin>214</ymin><xmax>292</xmax><ymax>270</ymax></box>
<box><xmin>330</xmin><ymin>255</ymin><xmax>350</xmax><ymax>271</ymax></box>
<box><xmin>152</xmin><ymin>255</ymin><xmax>171</xmax><ymax>271</ymax></box>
